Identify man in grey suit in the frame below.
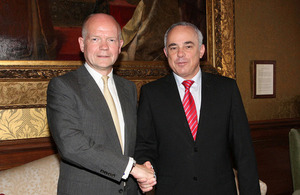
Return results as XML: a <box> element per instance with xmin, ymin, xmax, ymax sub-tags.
<box><xmin>47</xmin><ymin>13</ymin><xmax>156</xmax><ymax>195</ymax></box>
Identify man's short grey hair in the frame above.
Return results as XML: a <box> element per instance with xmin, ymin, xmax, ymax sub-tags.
<box><xmin>164</xmin><ymin>22</ymin><xmax>203</xmax><ymax>50</ymax></box>
<box><xmin>81</xmin><ymin>14</ymin><xmax>122</xmax><ymax>40</ymax></box>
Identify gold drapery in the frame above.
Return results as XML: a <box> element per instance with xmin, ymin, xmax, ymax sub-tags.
<box><xmin>121</xmin><ymin>0</ymin><xmax>180</xmax><ymax>61</ymax></box>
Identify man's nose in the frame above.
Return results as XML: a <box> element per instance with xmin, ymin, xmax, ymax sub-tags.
<box><xmin>177</xmin><ymin>48</ymin><xmax>185</xmax><ymax>57</ymax></box>
<box><xmin>99</xmin><ymin>41</ymin><xmax>109</xmax><ymax>50</ymax></box>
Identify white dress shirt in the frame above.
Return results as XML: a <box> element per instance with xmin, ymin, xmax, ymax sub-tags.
<box><xmin>84</xmin><ymin>63</ymin><xmax>134</xmax><ymax>179</ymax></box>
<box><xmin>173</xmin><ymin>69</ymin><xmax>202</xmax><ymax>121</ymax></box>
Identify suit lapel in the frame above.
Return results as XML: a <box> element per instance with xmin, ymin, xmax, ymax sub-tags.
<box><xmin>196</xmin><ymin>72</ymin><xmax>214</xmax><ymax>142</ymax></box>
<box><xmin>163</xmin><ymin>74</ymin><xmax>196</xmax><ymax>145</ymax></box>
<box><xmin>77</xmin><ymin>66</ymin><xmax>123</xmax><ymax>153</ymax></box>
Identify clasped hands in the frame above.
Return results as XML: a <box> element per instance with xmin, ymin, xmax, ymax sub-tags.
<box><xmin>130</xmin><ymin>161</ymin><xmax>157</xmax><ymax>193</ymax></box>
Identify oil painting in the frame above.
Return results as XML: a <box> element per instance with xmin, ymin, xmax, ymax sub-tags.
<box><xmin>0</xmin><ymin>0</ymin><xmax>206</xmax><ymax>61</ymax></box>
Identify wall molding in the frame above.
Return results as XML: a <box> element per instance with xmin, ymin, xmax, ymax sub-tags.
<box><xmin>0</xmin><ymin>137</ymin><xmax>56</xmax><ymax>170</ymax></box>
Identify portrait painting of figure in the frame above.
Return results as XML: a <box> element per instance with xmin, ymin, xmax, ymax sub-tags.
<box><xmin>0</xmin><ymin>0</ymin><xmax>206</xmax><ymax>61</ymax></box>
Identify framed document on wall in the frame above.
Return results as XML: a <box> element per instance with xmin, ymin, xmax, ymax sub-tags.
<box><xmin>252</xmin><ymin>60</ymin><xmax>276</xmax><ymax>98</ymax></box>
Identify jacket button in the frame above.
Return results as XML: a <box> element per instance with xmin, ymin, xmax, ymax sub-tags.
<box><xmin>194</xmin><ymin>147</ymin><xmax>198</xmax><ymax>152</ymax></box>
<box><xmin>193</xmin><ymin>176</ymin><xmax>198</xmax><ymax>181</ymax></box>
<box><xmin>119</xmin><ymin>189</ymin><xmax>123</xmax><ymax>193</ymax></box>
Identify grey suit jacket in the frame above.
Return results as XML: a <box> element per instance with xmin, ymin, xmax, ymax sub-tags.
<box><xmin>47</xmin><ymin>65</ymin><xmax>138</xmax><ymax>195</ymax></box>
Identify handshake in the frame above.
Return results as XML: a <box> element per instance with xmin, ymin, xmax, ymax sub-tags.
<box><xmin>130</xmin><ymin>161</ymin><xmax>157</xmax><ymax>193</ymax></box>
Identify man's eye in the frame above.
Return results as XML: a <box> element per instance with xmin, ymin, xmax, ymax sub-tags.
<box><xmin>170</xmin><ymin>47</ymin><xmax>177</xmax><ymax>50</ymax></box>
<box><xmin>186</xmin><ymin>45</ymin><xmax>193</xmax><ymax>49</ymax></box>
<box><xmin>108</xmin><ymin>39</ymin><xmax>116</xmax><ymax>42</ymax></box>
<box><xmin>91</xmin><ymin>38</ymin><xmax>98</xmax><ymax>42</ymax></box>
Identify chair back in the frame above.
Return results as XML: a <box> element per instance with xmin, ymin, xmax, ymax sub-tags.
<box><xmin>289</xmin><ymin>128</ymin><xmax>300</xmax><ymax>191</ymax></box>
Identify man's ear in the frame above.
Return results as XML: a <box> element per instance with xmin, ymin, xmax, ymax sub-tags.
<box><xmin>163</xmin><ymin>48</ymin><xmax>168</xmax><ymax>58</ymax></box>
<box><xmin>78</xmin><ymin>37</ymin><xmax>84</xmax><ymax>53</ymax></box>
<box><xmin>199</xmin><ymin>44</ymin><xmax>205</xmax><ymax>58</ymax></box>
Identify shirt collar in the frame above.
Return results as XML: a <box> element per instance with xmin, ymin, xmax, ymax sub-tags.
<box><xmin>84</xmin><ymin>63</ymin><xmax>114</xmax><ymax>83</ymax></box>
<box><xmin>173</xmin><ymin>69</ymin><xmax>202</xmax><ymax>88</ymax></box>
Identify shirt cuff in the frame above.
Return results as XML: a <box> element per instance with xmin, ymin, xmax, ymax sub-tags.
<box><xmin>122</xmin><ymin>157</ymin><xmax>135</xmax><ymax>179</ymax></box>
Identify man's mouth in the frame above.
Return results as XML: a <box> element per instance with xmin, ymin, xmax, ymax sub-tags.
<box><xmin>175</xmin><ymin>60</ymin><xmax>188</xmax><ymax>65</ymax></box>
<box><xmin>97</xmin><ymin>55</ymin><xmax>110</xmax><ymax>58</ymax></box>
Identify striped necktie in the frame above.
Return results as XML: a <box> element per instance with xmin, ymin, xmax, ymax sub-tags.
<box><xmin>182</xmin><ymin>80</ymin><xmax>198</xmax><ymax>141</ymax></box>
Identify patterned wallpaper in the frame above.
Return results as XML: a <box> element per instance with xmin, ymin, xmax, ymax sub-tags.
<box><xmin>0</xmin><ymin>79</ymin><xmax>50</xmax><ymax>140</ymax></box>
<box><xmin>0</xmin><ymin>82</ymin><xmax>47</xmax><ymax>106</ymax></box>
<box><xmin>0</xmin><ymin>108</ymin><xmax>49</xmax><ymax>140</ymax></box>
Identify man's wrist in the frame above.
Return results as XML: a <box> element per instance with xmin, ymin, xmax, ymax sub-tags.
<box><xmin>130</xmin><ymin>159</ymin><xmax>136</xmax><ymax>173</ymax></box>
<box><xmin>123</xmin><ymin>157</ymin><xmax>135</xmax><ymax>179</ymax></box>
<box><xmin>132</xmin><ymin>160</ymin><xmax>136</xmax><ymax>168</ymax></box>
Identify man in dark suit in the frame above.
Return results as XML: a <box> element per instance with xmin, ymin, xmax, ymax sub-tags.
<box><xmin>47</xmin><ymin>13</ymin><xmax>156</xmax><ymax>195</ymax></box>
<box><xmin>135</xmin><ymin>22</ymin><xmax>261</xmax><ymax>194</ymax></box>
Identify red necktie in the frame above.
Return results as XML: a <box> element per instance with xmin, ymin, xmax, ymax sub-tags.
<box><xmin>182</xmin><ymin>80</ymin><xmax>198</xmax><ymax>141</ymax></box>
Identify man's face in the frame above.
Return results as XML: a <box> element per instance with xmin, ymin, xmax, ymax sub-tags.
<box><xmin>78</xmin><ymin>15</ymin><xmax>123</xmax><ymax>75</ymax></box>
<box><xmin>164</xmin><ymin>25</ymin><xmax>205</xmax><ymax>80</ymax></box>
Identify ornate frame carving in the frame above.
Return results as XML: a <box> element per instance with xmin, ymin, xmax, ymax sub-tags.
<box><xmin>206</xmin><ymin>0</ymin><xmax>236</xmax><ymax>78</ymax></box>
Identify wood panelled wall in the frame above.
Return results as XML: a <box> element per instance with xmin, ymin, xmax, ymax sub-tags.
<box><xmin>250</xmin><ymin>118</ymin><xmax>300</xmax><ymax>195</ymax></box>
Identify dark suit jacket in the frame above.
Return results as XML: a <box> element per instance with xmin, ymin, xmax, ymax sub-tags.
<box><xmin>47</xmin><ymin>65</ymin><xmax>138</xmax><ymax>195</ymax></box>
<box><xmin>135</xmin><ymin>72</ymin><xmax>260</xmax><ymax>195</ymax></box>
